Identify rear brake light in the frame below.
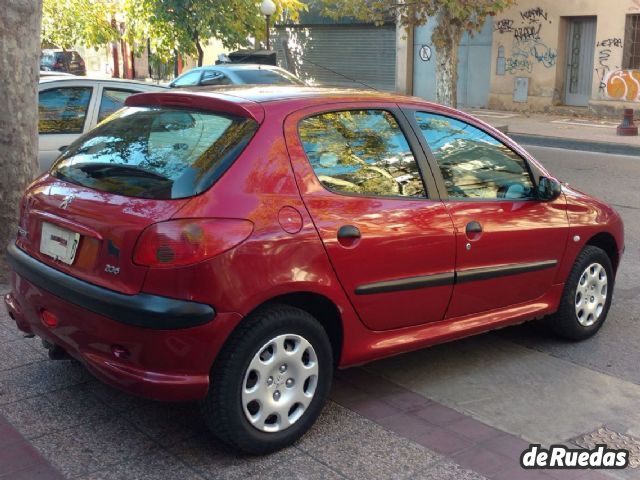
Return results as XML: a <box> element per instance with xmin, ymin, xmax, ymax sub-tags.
<box><xmin>133</xmin><ymin>219</ymin><xmax>253</xmax><ymax>267</ymax></box>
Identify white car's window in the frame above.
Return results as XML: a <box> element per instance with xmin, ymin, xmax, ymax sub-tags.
<box><xmin>39</xmin><ymin>87</ymin><xmax>92</xmax><ymax>134</ymax></box>
<box><xmin>414</xmin><ymin>112</ymin><xmax>534</xmax><ymax>200</ymax></box>
<box><xmin>98</xmin><ymin>88</ymin><xmax>136</xmax><ymax>122</ymax></box>
<box><xmin>173</xmin><ymin>70</ymin><xmax>202</xmax><ymax>87</ymax></box>
<box><xmin>201</xmin><ymin>70</ymin><xmax>232</xmax><ymax>86</ymax></box>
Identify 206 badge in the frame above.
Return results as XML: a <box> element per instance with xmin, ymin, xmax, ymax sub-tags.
<box><xmin>104</xmin><ymin>264</ymin><xmax>120</xmax><ymax>275</ymax></box>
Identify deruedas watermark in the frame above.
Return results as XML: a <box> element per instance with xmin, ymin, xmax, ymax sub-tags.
<box><xmin>520</xmin><ymin>444</ymin><xmax>630</xmax><ymax>469</ymax></box>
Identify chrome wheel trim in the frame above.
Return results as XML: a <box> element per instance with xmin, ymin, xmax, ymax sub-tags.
<box><xmin>241</xmin><ymin>333</ymin><xmax>318</xmax><ymax>433</ymax></box>
<box><xmin>574</xmin><ymin>262</ymin><xmax>608</xmax><ymax>327</ymax></box>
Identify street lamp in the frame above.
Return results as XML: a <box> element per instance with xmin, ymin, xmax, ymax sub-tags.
<box><xmin>260</xmin><ymin>0</ymin><xmax>276</xmax><ymax>50</ymax></box>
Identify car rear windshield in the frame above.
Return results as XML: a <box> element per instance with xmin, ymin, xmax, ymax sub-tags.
<box><xmin>234</xmin><ymin>69</ymin><xmax>303</xmax><ymax>85</ymax></box>
<box><xmin>51</xmin><ymin>107</ymin><xmax>258</xmax><ymax>199</ymax></box>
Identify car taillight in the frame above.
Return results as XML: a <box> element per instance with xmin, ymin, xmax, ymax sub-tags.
<box><xmin>133</xmin><ymin>219</ymin><xmax>253</xmax><ymax>267</ymax></box>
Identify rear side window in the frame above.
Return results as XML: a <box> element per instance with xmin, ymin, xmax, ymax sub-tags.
<box><xmin>52</xmin><ymin>107</ymin><xmax>258</xmax><ymax>199</ymax></box>
<box><xmin>299</xmin><ymin>110</ymin><xmax>425</xmax><ymax>198</ymax></box>
<box><xmin>97</xmin><ymin>88</ymin><xmax>136</xmax><ymax>122</ymax></box>
<box><xmin>39</xmin><ymin>87</ymin><xmax>92</xmax><ymax>134</ymax></box>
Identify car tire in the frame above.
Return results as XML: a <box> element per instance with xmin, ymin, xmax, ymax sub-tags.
<box><xmin>200</xmin><ymin>304</ymin><xmax>333</xmax><ymax>454</ymax></box>
<box><xmin>548</xmin><ymin>245</ymin><xmax>614</xmax><ymax>341</ymax></box>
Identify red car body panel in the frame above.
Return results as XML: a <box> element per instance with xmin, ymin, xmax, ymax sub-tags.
<box><xmin>4</xmin><ymin>87</ymin><xmax>625</xmax><ymax>402</ymax></box>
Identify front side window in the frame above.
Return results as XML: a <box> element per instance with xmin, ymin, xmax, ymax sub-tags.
<box><xmin>414</xmin><ymin>112</ymin><xmax>534</xmax><ymax>200</ymax></box>
<box><xmin>173</xmin><ymin>70</ymin><xmax>202</xmax><ymax>87</ymax></box>
<box><xmin>235</xmin><ymin>69</ymin><xmax>304</xmax><ymax>85</ymax></box>
<box><xmin>39</xmin><ymin>86</ymin><xmax>92</xmax><ymax>134</ymax></box>
<box><xmin>97</xmin><ymin>88</ymin><xmax>136</xmax><ymax>122</ymax></box>
<box><xmin>51</xmin><ymin>107</ymin><xmax>258</xmax><ymax>199</ymax></box>
<box><xmin>299</xmin><ymin>110</ymin><xmax>425</xmax><ymax>198</ymax></box>
<box><xmin>201</xmin><ymin>70</ymin><xmax>232</xmax><ymax>86</ymax></box>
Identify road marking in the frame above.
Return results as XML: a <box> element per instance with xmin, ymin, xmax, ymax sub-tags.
<box><xmin>551</xmin><ymin>118</ymin><xmax>619</xmax><ymax>128</ymax></box>
<box><xmin>471</xmin><ymin>110</ymin><xmax>520</xmax><ymax>119</ymax></box>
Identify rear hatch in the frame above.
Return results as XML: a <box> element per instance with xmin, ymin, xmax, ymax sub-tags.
<box><xmin>17</xmin><ymin>180</ymin><xmax>186</xmax><ymax>294</ymax></box>
<box><xmin>17</xmin><ymin>98</ymin><xmax>259</xmax><ymax>295</ymax></box>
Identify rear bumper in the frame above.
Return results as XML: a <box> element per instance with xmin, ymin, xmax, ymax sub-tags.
<box><xmin>5</xmin><ymin>244</ymin><xmax>242</xmax><ymax>402</ymax></box>
<box><xmin>7</xmin><ymin>242</ymin><xmax>215</xmax><ymax>329</ymax></box>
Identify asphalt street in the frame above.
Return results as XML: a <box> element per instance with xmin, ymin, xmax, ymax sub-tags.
<box><xmin>502</xmin><ymin>145</ymin><xmax>640</xmax><ymax>386</ymax></box>
<box><xmin>368</xmin><ymin>144</ymin><xmax>640</xmax><ymax>478</ymax></box>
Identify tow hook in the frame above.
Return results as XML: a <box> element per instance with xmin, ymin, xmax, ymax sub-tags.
<box><xmin>42</xmin><ymin>339</ymin><xmax>72</xmax><ymax>361</ymax></box>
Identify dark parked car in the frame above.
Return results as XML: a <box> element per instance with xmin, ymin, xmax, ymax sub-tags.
<box><xmin>169</xmin><ymin>64</ymin><xmax>305</xmax><ymax>88</ymax></box>
<box><xmin>40</xmin><ymin>49</ymin><xmax>86</xmax><ymax>76</ymax></box>
<box><xmin>5</xmin><ymin>87</ymin><xmax>624</xmax><ymax>455</ymax></box>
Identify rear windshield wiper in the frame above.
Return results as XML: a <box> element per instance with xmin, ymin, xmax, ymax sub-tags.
<box><xmin>77</xmin><ymin>163</ymin><xmax>170</xmax><ymax>181</ymax></box>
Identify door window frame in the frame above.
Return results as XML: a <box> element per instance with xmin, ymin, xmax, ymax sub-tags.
<box><xmin>290</xmin><ymin>103</ymin><xmax>440</xmax><ymax>202</ymax></box>
<box><xmin>400</xmin><ymin>107</ymin><xmax>545</xmax><ymax>203</ymax></box>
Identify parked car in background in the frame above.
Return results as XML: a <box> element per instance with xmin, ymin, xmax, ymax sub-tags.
<box><xmin>6</xmin><ymin>87</ymin><xmax>624</xmax><ymax>455</ymax></box>
<box><xmin>40</xmin><ymin>49</ymin><xmax>87</xmax><ymax>76</ymax></box>
<box><xmin>38</xmin><ymin>77</ymin><xmax>166</xmax><ymax>171</ymax></box>
<box><xmin>169</xmin><ymin>64</ymin><xmax>305</xmax><ymax>88</ymax></box>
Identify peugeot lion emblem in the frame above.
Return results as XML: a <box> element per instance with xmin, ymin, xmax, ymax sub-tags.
<box><xmin>60</xmin><ymin>195</ymin><xmax>75</xmax><ymax>210</ymax></box>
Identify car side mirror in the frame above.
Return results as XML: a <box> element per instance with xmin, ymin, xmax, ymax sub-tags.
<box><xmin>537</xmin><ymin>176</ymin><xmax>562</xmax><ymax>201</ymax></box>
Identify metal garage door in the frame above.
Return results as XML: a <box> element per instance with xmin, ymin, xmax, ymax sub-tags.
<box><xmin>275</xmin><ymin>25</ymin><xmax>396</xmax><ymax>91</ymax></box>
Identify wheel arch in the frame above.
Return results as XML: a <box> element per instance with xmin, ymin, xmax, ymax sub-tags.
<box><xmin>586</xmin><ymin>232</ymin><xmax>619</xmax><ymax>272</ymax></box>
<box><xmin>261</xmin><ymin>292</ymin><xmax>344</xmax><ymax>366</ymax></box>
<box><xmin>224</xmin><ymin>291</ymin><xmax>344</xmax><ymax>367</ymax></box>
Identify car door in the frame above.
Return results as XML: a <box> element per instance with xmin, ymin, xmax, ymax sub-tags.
<box><xmin>285</xmin><ymin>104</ymin><xmax>456</xmax><ymax>331</ymax></box>
<box><xmin>406</xmin><ymin>109</ymin><xmax>569</xmax><ymax>319</ymax></box>
<box><xmin>38</xmin><ymin>83</ymin><xmax>97</xmax><ymax>172</ymax></box>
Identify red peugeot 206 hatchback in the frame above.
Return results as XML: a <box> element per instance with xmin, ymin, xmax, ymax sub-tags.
<box><xmin>5</xmin><ymin>87</ymin><xmax>624</xmax><ymax>454</ymax></box>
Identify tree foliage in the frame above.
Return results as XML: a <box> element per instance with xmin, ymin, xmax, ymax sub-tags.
<box><xmin>319</xmin><ymin>0</ymin><xmax>515</xmax><ymax>107</ymax></box>
<box><xmin>41</xmin><ymin>0</ymin><xmax>117</xmax><ymax>50</ymax></box>
<box><xmin>124</xmin><ymin>0</ymin><xmax>307</xmax><ymax>66</ymax></box>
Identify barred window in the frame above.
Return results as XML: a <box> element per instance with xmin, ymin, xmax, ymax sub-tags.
<box><xmin>623</xmin><ymin>14</ymin><xmax>640</xmax><ymax>69</ymax></box>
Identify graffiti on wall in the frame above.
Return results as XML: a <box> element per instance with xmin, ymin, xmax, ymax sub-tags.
<box><xmin>594</xmin><ymin>37</ymin><xmax>623</xmax><ymax>95</ymax></box>
<box><xmin>495</xmin><ymin>7</ymin><xmax>557</xmax><ymax>75</ymax></box>
<box><xmin>604</xmin><ymin>70</ymin><xmax>640</xmax><ymax>101</ymax></box>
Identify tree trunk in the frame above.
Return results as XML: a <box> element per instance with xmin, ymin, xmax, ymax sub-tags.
<box><xmin>0</xmin><ymin>0</ymin><xmax>42</xmax><ymax>282</ymax></box>
<box><xmin>195</xmin><ymin>39</ymin><xmax>204</xmax><ymax>67</ymax></box>
<box><xmin>433</xmin><ymin>12</ymin><xmax>463</xmax><ymax>108</ymax></box>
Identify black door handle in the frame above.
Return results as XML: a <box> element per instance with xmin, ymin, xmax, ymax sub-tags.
<box><xmin>337</xmin><ymin>225</ymin><xmax>361</xmax><ymax>239</ymax></box>
<box><xmin>466</xmin><ymin>221</ymin><xmax>482</xmax><ymax>235</ymax></box>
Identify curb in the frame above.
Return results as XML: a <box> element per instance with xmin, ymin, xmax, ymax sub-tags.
<box><xmin>509</xmin><ymin>133</ymin><xmax>640</xmax><ymax>157</ymax></box>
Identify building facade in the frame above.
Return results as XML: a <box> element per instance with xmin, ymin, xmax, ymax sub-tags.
<box><xmin>399</xmin><ymin>0</ymin><xmax>640</xmax><ymax>113</ymax></box>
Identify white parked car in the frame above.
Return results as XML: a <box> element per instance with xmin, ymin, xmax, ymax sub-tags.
<box><xmin>38</xmin><ymin>77</ymin><xmax>166</xmax><ymax>171</ymax></box>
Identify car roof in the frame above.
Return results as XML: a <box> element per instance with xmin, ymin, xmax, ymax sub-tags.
<box><xmin>174</xmin><ymin>85</ymin><xmax>420</xmax><ymax>104</ymax></box>
<box><xmin>41</xmin><ymin>49</ymin><xmax>78</xmax><ymax>53</ymax></box>
<box><xmin>38</xmin><ymin>77</ymin><xmax>167</xmax><ymax>89</ymax></box>
<box><xmin>185</xmin><ymin>64</ymin><xmax>287</xmax><ymax>73</ymax></box>
<box><xmin>125</xmin><ymin>85</ymin><xmax>438</xmax><ymax>125</ymax></box>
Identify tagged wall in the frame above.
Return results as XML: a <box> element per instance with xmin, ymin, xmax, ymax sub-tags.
<box><xmin>488</xmin><ymin>0</ymin><xmax>640</xmax><ymax>111</ymax></box>
<box><xmin>605</xmin><ymin>69</ymin><xmax>640</xmax><ymax>101</ymax></box>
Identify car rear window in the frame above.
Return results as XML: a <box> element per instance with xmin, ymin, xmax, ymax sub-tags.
<box><xmin>234</xmin><ymin>69</ymin><xmax>303</xmax><ymax>85</ymax></box>
<box><xmin>51</xmin><ymin>107</ymin><xmax>258</xmax><ymax>199</ymax></box>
